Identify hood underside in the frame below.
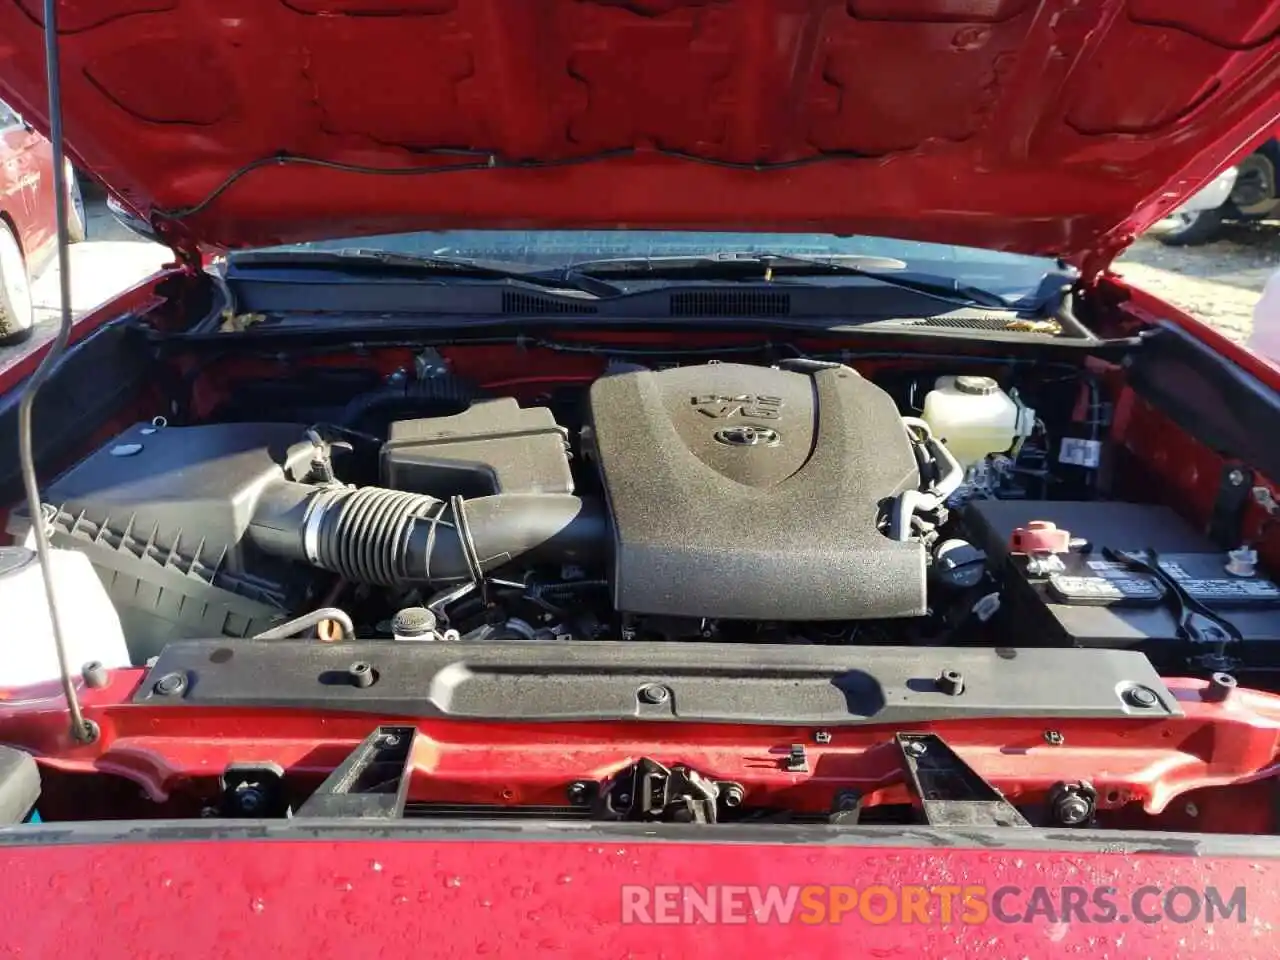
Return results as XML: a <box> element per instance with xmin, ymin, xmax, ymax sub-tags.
<box><xmin>1</xmin><ymin>0</ymin><xmax>1278</xmax><ymax>264</ymax></box>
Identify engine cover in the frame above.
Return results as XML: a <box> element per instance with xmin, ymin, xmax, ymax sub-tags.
<box><xmin>587</xmin><ymin>363</ymin><xmax>926</xmax><ymax>620</ymax></box>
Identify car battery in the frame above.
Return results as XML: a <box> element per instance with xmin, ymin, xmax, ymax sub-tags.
<box><xmin>963</xmin><ymin>500</ymin><xmax>1280</xmax><ymax>670</ymax></box>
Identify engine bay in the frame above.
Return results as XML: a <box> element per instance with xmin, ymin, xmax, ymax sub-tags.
<box><xmin>6</xmin><ymin>292</ymin><xmax>1280</xmax><ymax>839</ymax></box>
<box><xmin>10</xmin><ymin>341</ymin><xmax>1279</xmax><ymax>682</ymax></box>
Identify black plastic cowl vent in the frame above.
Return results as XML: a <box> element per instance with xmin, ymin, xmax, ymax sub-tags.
<box><xmin>902</xmin><ymin>316</ymin><xmax>1059</xmax><ymax>335</ymax></box>
<box><xmin>669</xmin><ymin>291</ymin><xmax>791</xmax><ymax>317</ymax></box>
<box><xmin>502</xmin><ymin>291</ymin><xmax>599</xmax><ymax>315</ymax></box>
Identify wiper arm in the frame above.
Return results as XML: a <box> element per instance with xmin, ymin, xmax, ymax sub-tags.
<box><xmin>560</xmin><ymin>252</ymin><xmax>1013</xmax><ymax>309</ymax></box>
<box><xmin>228</xmin><ymin>248</ymin><xmax>623</xmax><ymax>298</ymax></box>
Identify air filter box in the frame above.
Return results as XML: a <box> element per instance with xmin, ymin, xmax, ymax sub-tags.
<box><xmin>381</xmin><ymin>399</ymin><xmax>573</xmax><ymax>500</ymax></box>
<box><xmin>5</xmin><ymin>422</ymin><xmax>320</xmax><ymax>658</ymax></box>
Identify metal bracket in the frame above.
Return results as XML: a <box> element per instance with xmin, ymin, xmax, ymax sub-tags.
<box><xmin>784</xmin><ymin>743</ymin><xmax>809</xmax><ymax>773</ymax></box>
<box><xmin>295</xmin><ymin>725</ymin><xmax>416</xmax><ymax>819</ymax></box>
<box><xmin>896</xmin><ymin>733</ymin><xmax>1029</xmax><ymax>828</ymax></box>
<box><xmin>601</xmin><ymin>758</ymin><xmax>742</xmax><ymax>823</ymax></box>
<box><xmin>1209</xmin><ymin>464</ymin><xmax>1254</xmax><ymax>547</ymax></box>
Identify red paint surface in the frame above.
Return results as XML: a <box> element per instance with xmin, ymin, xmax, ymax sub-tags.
<box><xmin>4</xmin><ymin>670</ymin><xmax>1280</xmax><ymax>831</ymax></box>
<box><xmin>0</xmin><ymin>1</ymin><xmax>1277</xmax><ymax>263</ymax></box>
<box><xmin>0</xmin><ymin>836</ymin><xmax>1275</xmax><ymax>957</ymax></box>
<box><xmin>1104</xmin><ymin>271</ymin><xmax>1280</xmax><ymax>391</ymax></box>
<box><xmin>1102</xmin><ymin>270</ymin><xmax>1280</xmax><ymax>571</ymax></box>
<box><xmin>0</xmin><ymin>268</ymin><xmax>173</xmax><ymax>385</ymax></box>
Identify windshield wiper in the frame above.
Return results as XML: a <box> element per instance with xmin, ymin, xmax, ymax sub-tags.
<box><xmin>227</xmin><ymin>248</ymin><xmax>1023</xmax><ymax>311</ymax></box>
<box><xmin>557</xmin><ymin>252</ymin><xmax>1014</xmax><ymax>309</ymax></box>
<box><xmin>228</xmin><ymin>248</ymin><xmax>624</xmax><ymax>298</ymax></box>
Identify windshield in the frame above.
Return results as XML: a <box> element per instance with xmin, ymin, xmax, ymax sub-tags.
<box><xmin>258</xmin><ymin>230</ymin><xmax>1064</xmax><ymax>301</ymax></box>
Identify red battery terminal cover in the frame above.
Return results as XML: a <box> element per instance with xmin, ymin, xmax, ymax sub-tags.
<box><xmin>1009</xmin><ymin>520</ymin><xmax>1073</xmax><ymax>555</ymax></box>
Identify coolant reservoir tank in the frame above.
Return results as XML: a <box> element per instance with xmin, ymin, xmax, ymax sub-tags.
<box><xmin>921</xmin><ymin>375</ymin><xmax>1030</xmax><ymax>467</ymax></box>
<box><xmin>0</xmin><ymin>546</ymin><xmax>130</xmax><ymax>689</ymax></box>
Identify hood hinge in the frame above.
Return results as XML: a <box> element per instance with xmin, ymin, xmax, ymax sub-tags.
<box><xmin>151</xmin><ymin>217</ymin><xmax>204</xmax><ymax>273</ymax></box>
<box><xmin>1079</xmin><ymin>230</ymin><xmax>1136</xmax><ymax>282</ymax></box>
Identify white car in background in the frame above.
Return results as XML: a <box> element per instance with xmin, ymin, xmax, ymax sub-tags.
<box><xmin>1153</xmin><ymin>135</ymin><xmax>1280</xmax><ymax>245</ymax></box>
<box><xmin>1154</xmin><ymin>166</ymin><xmax>1240</xmax><ymax>246</ymax></box>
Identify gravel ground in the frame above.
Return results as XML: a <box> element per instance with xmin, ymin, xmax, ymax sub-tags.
<box><xmin>1114</xmin><ymin>221</ymin><xmax>1280</xmax><ymax>344</ymax></box>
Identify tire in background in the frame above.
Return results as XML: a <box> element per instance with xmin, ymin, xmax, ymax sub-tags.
<box><xmin>65</xmin><ymin>165</ymin><xmax>86</xmax><ymax>244</ymax></box>
<box><xmin>1225</xmin><ymin>145</ymin><xmax>1280</xmax><ymax>220</ymax></box>
<box><xmin>0</xmin><ymin>221</ymin><xmax>33</xmax><ymax>345</ymax></box>
<box><xmin>1155</xmin><ymin>208</ymin><xmax>1225</xmax><ymax>247</ymax></box>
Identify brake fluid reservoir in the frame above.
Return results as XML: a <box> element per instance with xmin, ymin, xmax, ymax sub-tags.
<box><xmin>0</xmin><ymin>545</ymin><xmax>130</xmax><ymax>689</ymax></box>
<box><xmin>921</xmin><ymin>375</ymin><xmax>1030</xmax><ymax>467</ymax></box>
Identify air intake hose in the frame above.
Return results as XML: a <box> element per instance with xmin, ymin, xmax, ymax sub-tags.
<box><xmin>339</xmin><ymin>376</ymin><xmax>482</xmax><ymax>428</ymax></box>
<box><xmin>248</xmin><ymin>481</ymin><xmax>607</xmax><ymax>586</ymax></box>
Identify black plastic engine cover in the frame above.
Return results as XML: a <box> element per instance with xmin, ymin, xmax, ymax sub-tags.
<box><xmin>588</xmin><ymin>363</ymin><xmax>926</xmax><ymax>620</ymax></box>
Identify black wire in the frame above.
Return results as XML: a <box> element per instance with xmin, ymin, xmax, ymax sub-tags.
<box><xmin>18</xmin><ymin>0</ymin><xmax>95</xmax><ymax>742</ymax></box>
<box><xmin>150</xmin><ymin>147</ymin><xmax>873</xmax><ymax>223</ymax></box>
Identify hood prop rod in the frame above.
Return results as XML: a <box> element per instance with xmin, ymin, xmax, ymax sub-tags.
<box><xmin>16</xmin><ymin>0</ymin><xmax>97</xmax><ymax>744</ymax></box>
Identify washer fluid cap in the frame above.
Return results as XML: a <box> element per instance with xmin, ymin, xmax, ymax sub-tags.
<box><xmin>955</xmin><ymin>375</ymin><xmax>999</xmax><ymax>396</ymax></box>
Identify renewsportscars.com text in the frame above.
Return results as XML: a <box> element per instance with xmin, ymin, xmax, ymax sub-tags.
<box><xmin>620</xmin><ymin>883</ymin><xmax>1247</xmax><ymax>926</ymax></box>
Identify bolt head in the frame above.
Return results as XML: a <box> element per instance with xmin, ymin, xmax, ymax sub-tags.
<box><xmin>905</xmin><ymin>740</ymin><xmax>927</xmax><ymax>757</ymax></box>
<box><xmin>234</xmin><ymin>785</ymin><xmax>264</xmax><ymax>813</ymax></box>
<box><xmin>1044</xmin><ymin>730</ymin><xmax>1065</xmax><ymax>746</ymax></box>
<box><xmin>638</xmin><ymin>683</ymin><xmax>670</xmax><ymax>705</ymax></box>
<box><xmin>1125</xmin><ymin>686</ymin><xmax>1158</xmax><ymax>708</ymax></box>
<box><xmin>813</xmin><ymin>731</ymin><xmax>832</xmax><ymax>745</ymax></box>
<box><xmin>153</xmin><ymin>672</ymin><xmax>186</xmax><ymax>696</ymax></box>
<box><xmin>1230</xmin><ymin>469</ymin><xmax>1247</xmax><ymax>486</ymax></box>
<box><xmin>1055</xmin><ymin>794</ymin><xmax>1091</xmax><ymax>826</ymax></box>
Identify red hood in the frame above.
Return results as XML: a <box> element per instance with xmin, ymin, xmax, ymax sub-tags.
<box><xmin>0</xmin><ymin>0</ymin><xmax>1278</xmax><ymax>267</ymax></box>
<box><xmin>3</xmin><ymin>829</ymin><xmax>1278</xmax><ymax>957</ymax></box>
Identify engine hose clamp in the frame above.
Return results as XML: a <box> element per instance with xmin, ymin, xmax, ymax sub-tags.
<box><xmin>450</xmin><ymin>494</ymin><xmax>488</xmax><ymax>604</ymax></box>
<box><xmin>302</xmin><ymin>487</ymin><xmax>340</xmax><ymax>565</ymax></box>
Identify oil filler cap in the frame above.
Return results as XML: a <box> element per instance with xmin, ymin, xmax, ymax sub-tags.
<box><xmin>931</xmin><ymin>539</ymin><xmax>987</xmax><ymax>590</ymax></box>
<box><xmin>954</xmin><ymin>375</ymin><xmax>999</xmax><ymax>396</ymax></box>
